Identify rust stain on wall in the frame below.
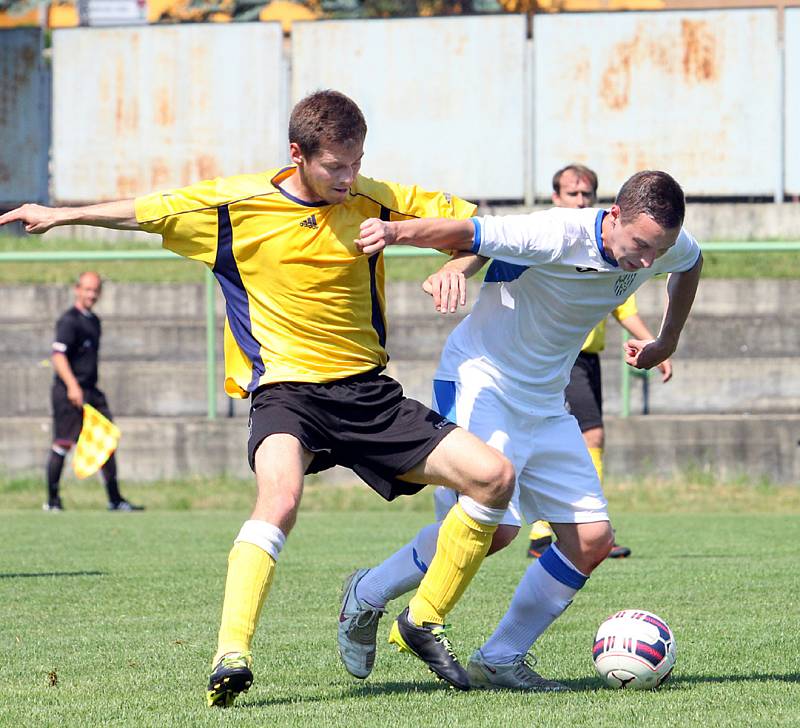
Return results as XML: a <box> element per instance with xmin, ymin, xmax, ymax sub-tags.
<box><xmin>150</xmin><ymin>158</ymin><xmax>171</xmax><ymax>189</ymax></box>
<box><xmin>116</xmin><ymin>174</ymin><xmax>141</xmax><ymax>198</ymax></box>
<box><xmin>601</xmin><ymin>37</ymin><xmax>636</xmax><ymax>111</ymax></box>
<box><xmin>156</xmin><ymin>87</ymin><xmax>175</xmax><ymax>127</ymax></box>
<box><xmin>681</xmin><ymin>20</ymin><xmax>717</xmax><ymax>83</ymax></box>
<box><xmin>196</xmin><ymin>154</ymin><xmax>220</xmax><ymax>180</ymax></box>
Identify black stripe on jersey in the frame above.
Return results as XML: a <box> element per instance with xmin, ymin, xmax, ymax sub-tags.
<box><xmin>212</xmin><ymin>205</ymin><xmax>266</xmax><ymax>391</ymax></box>
<box><xmin>349</xmin><ymin>192</ymin><xmax>423</xmax><ymax>220</ymax></box>
<box><xmin>368</xmin><ymin>252</ymin><xmax>386</xmax><ymax>350</ymax></box>
<box><xmin>367</xmin><ymin>204</ymin><xmax>389</xmax><ymax>350</ymax></box>
<box><xmin>138</xmin><ymin>189</ymin><xmax>281</xmax><ymax>225</ymax></box>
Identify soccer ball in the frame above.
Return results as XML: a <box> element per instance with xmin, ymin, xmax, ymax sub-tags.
<box><xmin>592</xmin><ymin>609</ymin><xmax>676</xmax><ymax>689</ymax></box>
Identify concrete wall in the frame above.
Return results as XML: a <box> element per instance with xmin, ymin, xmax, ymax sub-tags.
<box><xmin>1</xmin><ymin>278</ymin><xmax>798</xmax><ymax>417</ymax></box>
<box><xmin>2</xmin><ymin>414</ymin><xmax>797</xmax><ymax>484</ymax></box>
<box><xmin>1</xmin><ymin>277</ymin><xmax>797</xmax><ymax>483</ymax></box>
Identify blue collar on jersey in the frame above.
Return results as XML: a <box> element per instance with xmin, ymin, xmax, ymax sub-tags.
<box><xmin>274</xmin><ymin>166</ymin><xmax>330</xmax><ymax>208</ymax></box>
<box><xmin>595</xmin><ymin>210</ymin><xmax>618</xmax><ymax>268</ymax></box>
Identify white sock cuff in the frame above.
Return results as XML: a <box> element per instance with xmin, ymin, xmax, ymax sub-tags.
<box><xmin>549</xmin><ymin>542</ymin><xmax>589</xmax><ymax>578</ymax></box>
<box><xmin>458</xmin><ymin>495</ymin><xmax>506</xmax><ymax>526</ymax></box>
<box><xmin>234</xmin><ymin>520</ymin><xmax>286</xmax><ymax>561</ymax></box>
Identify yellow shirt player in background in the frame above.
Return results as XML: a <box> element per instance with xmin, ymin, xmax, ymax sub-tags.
<box><xmin>1</xmin><ymin>90</ymin><xmax>517</xmax><ymax>704</ymax></box>
<box><xmin>527</xmin><ymin>164</ymin><xmax>673</xmax><ymax>560</ymax></box>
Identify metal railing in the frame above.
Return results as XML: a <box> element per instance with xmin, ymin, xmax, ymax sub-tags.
<box><xmin>2</xmin><ymin>241</ymin><xmax>798</xmax><ymax>419</ymax></box>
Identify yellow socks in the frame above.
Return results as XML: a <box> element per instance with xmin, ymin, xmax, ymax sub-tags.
<box><xmin>408</xmin><ymin>501</ymin><xmax>498</xmax><ymax>626</ymax></box>
<box><xmin>213</xmin><ymin>520</ymin><xmax>285</xmax><ymax>664</ymax></box>
<box><xmin>588</xmin><ymin>447</ymin><xmax>604</xmax><ymax>482</ymax></box>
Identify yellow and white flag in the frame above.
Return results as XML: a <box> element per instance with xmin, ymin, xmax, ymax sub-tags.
<box><xmin>73</xmin><ymin>404</ymin><xmax>121</xmax><ymax>479</ymax></box>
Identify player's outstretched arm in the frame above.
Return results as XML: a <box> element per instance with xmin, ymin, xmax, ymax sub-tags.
<box><xmin>0</xmin><ymin>200</ymin><xmax>139</xmax><ymax>235</ymax></box>
<box><xmin>423</xmin><ymin>252</ymin><xmax>488</xmax><ymax>314</ymax></box>
<box><xmin>355</xmin><ymin>217</ymin><xmax>475</xmax><ymax>256</ymax></box>
<box><xmin>625</xmin><ymin>254</ymin><xmax>703</xmax><ymax>371</ymax></box>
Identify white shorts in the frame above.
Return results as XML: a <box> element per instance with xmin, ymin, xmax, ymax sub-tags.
<box><xmin>432</xmin><ymin>374</ymin><xmax>609</xmax><ymax>528</ymax></box>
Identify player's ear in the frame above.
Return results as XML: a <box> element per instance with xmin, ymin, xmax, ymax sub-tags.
<box><xmin>288</xmin><ymin>142</ymin><xmax>304</xmax><ymax>166</ymax></box>
<box><xmin>609</xmin><ymin>204</ymin><xmax>621</xmax><ymax>222</ymax></box>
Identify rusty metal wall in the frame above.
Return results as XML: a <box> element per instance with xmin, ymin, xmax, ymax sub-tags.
<box><xmin>51</xmin><ymin>24</ymin><xmax>286</xmax><ymax>203</ymax></box>
<box><xmin>786</xmin><ymin>9</ymin><xmax>800</xmax><ymax>196</ymax></box>
<box><xmin>533</xmin><ymin>10</ymin><xmax>781</xmax><ymax>199</ymax></box>
<box><xmin>291</xmin><ymin>16</ymin><xmax>528</xmax><ymax>201</ymax></box>
<box><xmin>0</xmin><ymin>29</ymin><xmax>49</xmax><ymax>205</ymax></box>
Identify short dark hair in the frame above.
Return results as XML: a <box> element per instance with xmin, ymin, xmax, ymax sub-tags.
<box><xmin>552</xmin><ymin>164</ymin><xmax>598</xmax><ymax>195</ymax></box>
<box><xmin>288</xmin><ymin>90</ymin><xmax>367</xmax><ymax>158</ymax></box>
<box><xmin>615</xmin><ymin>171</ymin><xmax>685</xmax><ymax>229</ymax></box>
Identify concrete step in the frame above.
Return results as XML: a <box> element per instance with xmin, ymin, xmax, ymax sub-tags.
<box><xmin>2</xmin><ymin>355</ymin><xmax>797</xmax><ymax>418</ymax></box>
<box><xmin>3</xmin><ymin>414</ymin><xmax>798</xmax><ymax>484</ymax></box>
<box><xmin>3</xmin><ymin>311</ymin><xmax>796</xmax><ymax>363</ymax></box>
<box><xmin>0</xmin><ymin>361</ymin><xmax>249</xmax><ymax>418</ymax></box>
<box><xmin>2</xmin><ymin>320</ymin><xmax>218</xmax><ymax>361</ymax></box>
<box><xmin>4</xmin><ymin>279</ymin><xmax>799</xmax><ymax>323</ymax></box>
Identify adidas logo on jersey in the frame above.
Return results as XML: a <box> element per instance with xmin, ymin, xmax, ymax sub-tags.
<box><xmin>300</xmin><ymin>215</ymin><xmax>318</xmax><ymax>229</ymax></box>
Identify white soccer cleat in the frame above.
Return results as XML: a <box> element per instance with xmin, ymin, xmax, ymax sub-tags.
<box><xmin>337</xmin><ymin>568</ymin><xmax>385</xmax><ymax>679</ymax></box>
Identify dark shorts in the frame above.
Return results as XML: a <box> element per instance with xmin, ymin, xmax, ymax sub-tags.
<box><xmin>564</xmin><ymin>351</ymin><xmax>603</xmax><ymax>433</ymax></box>
<box><xmin>52</xmin><ymin>381</ymin><xmax>113</xmax><ymax>445</ymax></box>
<box><xmin>247</xmin><ymin>368</ymin><xmax>457</xmax><ymax>501</ymax></box>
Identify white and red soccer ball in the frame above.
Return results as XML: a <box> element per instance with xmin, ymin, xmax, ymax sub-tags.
<box><xmin>592</xmin><ymin>609</ymin><xmax>677</xmax><ymax>689</ymax></box>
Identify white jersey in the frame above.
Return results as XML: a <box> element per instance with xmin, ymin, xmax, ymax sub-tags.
<box><xmin>434</xmin><ymin>207</ymin><xmax>702</xmax><ymax>414</ymax></box>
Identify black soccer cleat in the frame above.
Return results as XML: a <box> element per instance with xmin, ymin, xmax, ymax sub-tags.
<box><xmin>206</xmin><ymin>652</ymin><xmax>254</xmax><ymax>708</ymax></box>
<box><xmin>527</xmin><ymin>535</ymin><xmax>552</xmax><ymax>559</ymax></box>
<box><xmin>43</xmin><ymin>497</ymin><xmax>64</xmax><ymax>512</ymax></box>
<box><xmin>608</xmin><ymin>541</ymin><xmax>632</xmax><ymax>559</ymax></box>
<box><xmin>388</xmin><ymin>607</ymin><xmax>470</xmax><ymax>691</ymax></box>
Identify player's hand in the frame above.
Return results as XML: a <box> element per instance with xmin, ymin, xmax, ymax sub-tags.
<box><xmin>67</xmin><ymin>384</ymin><xmax>84</xmax><ymax>409</ymax></box>
<box><xmin>0</xmin><ymin>204</ymin><xmax>61</xmax><ymax>234</ymax></box>
<box><xmin>656</xmin><ymin>357</ymin><xmax>673</xmax><ymax>383</ymax></box>
<box><xmin>422</xmin><ymin>268</ymin><xmax>467</xmax><ymax>314</ymax></box>
<box><xmin>355</xmin><ymin>218</ymin><xmax>396</xmax><ymax>255</ymax></box>
<box><xmin>624</xmin><ymin>338</ymin><xmax>675</xmax><ymax>372</ymax></box>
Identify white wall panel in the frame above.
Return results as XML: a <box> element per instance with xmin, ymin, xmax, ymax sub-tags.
<box><xmin>292</xmin><ymin>16</ymin><xmax>527</xmax><ymax>201</ymax></box>
<box><xmin>785</xmin><ymin>9</ymin><xmax>800</xmax><ymax>196</ymax></box>
<box><xmin>534</xmin><ymin>10</ymin><xmax>780</xmax><ymax>199</ymax></box>
<box><xmin>52</xmin><ymin>24</ymin><xmax>286</xmax><ymax>202</ymax></box>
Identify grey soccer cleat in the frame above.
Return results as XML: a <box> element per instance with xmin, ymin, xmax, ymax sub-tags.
<box><xmin>338</xmin><ymin>568</ymin><xmax>385</xmax><ymax>679</ymax></box>
<box><xmin>466</xmin><ymin>650</ymin><xmax>569</xmax><ymax>692</ymax></box>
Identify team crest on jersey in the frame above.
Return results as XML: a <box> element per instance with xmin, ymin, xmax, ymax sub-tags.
<box><xmin>300</xmin><ymin>215</ymin><xmax>318</xmax><ymax>229</ymax></box>
<box><xmin>614</xmin><ymin>273</ymin><xmax>637</xmax><ymax>296</ymax></box>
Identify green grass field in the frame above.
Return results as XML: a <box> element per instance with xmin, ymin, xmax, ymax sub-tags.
<box><xmin>2</xmin><ymin>479</ymin><xmax>799</xmax><ymax>727</ymax></box>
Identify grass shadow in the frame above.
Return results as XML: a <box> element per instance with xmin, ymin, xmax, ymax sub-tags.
<box><xmin>0</xmin><ymin>570</ymin><xmax>105</xmax><ymax>579</ymax></box>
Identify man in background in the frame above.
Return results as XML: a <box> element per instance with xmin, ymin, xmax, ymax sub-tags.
<box><xmin>46</xmin><ymin>271</ymin><xmax>143</xmax><ymax>512</ymax></box>
<box><xmin>527</xmin><ymin>164</ymin><xmax>672</xmax><ymax>560</ymax></box>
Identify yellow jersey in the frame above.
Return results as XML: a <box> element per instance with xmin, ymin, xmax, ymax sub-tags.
<box><xmin>581</xmin><ymin>294</ymin><xmax>638</xmax><ymax>354</ymax></box>
<box><xmin>135</xmin><ymin>166</ymin><xmax>476</xmax><ymax>397</ymax></box>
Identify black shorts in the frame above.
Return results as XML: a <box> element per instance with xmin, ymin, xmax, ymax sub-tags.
<box><xmin>247</xmin><ymin>368</ymin><xmax>457</xmax><ymax>501</ymax></box>
<box><xmin>564</xmin><ymin>352</ymin><xmax>603</xmax><ymax>432</ymax></box>
<box><xmin>52</xmin><ymin>381</ymin><xmax>113</xmax><ymax>445</ymax></box>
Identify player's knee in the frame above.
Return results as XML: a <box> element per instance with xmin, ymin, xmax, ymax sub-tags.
<box><xmin>487</xmin><ymin>524</ymin><xmax>519</xmax><ymax>555</ymax></box>
<box><xmin>475</xmin><ymin>452</ymin><xmax>515</xmax><ymax>507</ymax></box>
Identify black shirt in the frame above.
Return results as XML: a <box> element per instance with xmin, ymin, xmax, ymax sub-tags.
<box><xmin>52</xmin><ymin>307</ymin><xmax>101</xmax><ymax>388</ymax></box>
